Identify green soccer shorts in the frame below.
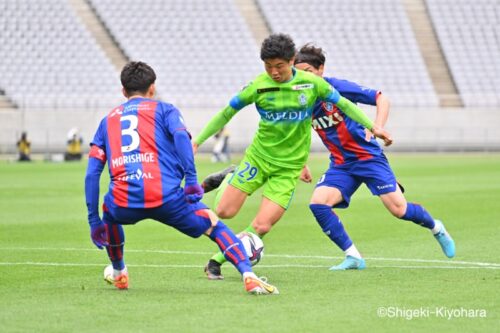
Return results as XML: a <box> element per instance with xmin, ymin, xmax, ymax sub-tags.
<box><xmin>228</xmin><ymin>151</ymin><xmax>302</xmax><ymax>209</ymax></box>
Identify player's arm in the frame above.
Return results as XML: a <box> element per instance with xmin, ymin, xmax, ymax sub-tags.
<box><xmin>166</xmin><ymin>107</ymin><xmax>204</xmax><ymax>202</ymax></box>
<box><xmin>193</xmin><ymin>105</ymin><xmax>238</xmax><ymax>150</ymax></box>
<box><xmin>85</xmin><ymin>144</ymin><xmax>109</xmax><ymax>249</ymax></box>
<box><xmin>319</xmin><ymin>78</ymin><xmax>392</xmax><ymax>146</ymax></box>
<box><xmin>335</xmin><ymin>78</ymin><xmax>391</xmax><ymax>141</ymax></box>
<box><xmin>193</xmin><ymin>82</ymin><xmax>255</xmax><ymax>150</ymax></box>
<box><xmin>374</xmin><ymin>93</ymin><xmax>390</xmax><ymax>128</ymax></box>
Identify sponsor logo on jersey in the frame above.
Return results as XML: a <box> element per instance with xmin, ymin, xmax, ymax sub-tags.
<box><xmin>109</xmin><ymin>108</ymin><xmax>122</xmax><ymax>117</ymax></box>
<box><xmin>257</xmin><ymin>87</ymin><xmax>280</xmax><ymax>94</ymax></box>
<box><xmin>117</xmin><ymin>168</ymin><xmax>154</xmax><ymax>182</ymax></box>
<box><xmin>111</xmin><ymin>152</ymin><xmax>155</xmax><ymax>168</ymax></box>
<box><xmin>292</xmin><ymin>83</ymin><xmax>314</xmax><ymax>90</ymax></box>
<box><xmin>262</xmin><ymin>109</ymin><xmax>310</xmax><ymax>122</ymax></box>
<box><xmin>312</xmin><ymin>112</ymin><xmax>344</xmax><ymax>130</ymax></box>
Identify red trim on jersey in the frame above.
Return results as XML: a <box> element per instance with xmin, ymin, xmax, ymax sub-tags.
<box><xmin>89</xmin><ymin>145</ymin><xmax>106</xmax><ymax>163</ymax></box>
<box><xmin>102</xmin><ymin>203</ymin><xmax>109</xmax><ymax>212</ymax></box>
<box><xmin>107</xmin><ymin>106</ymin><xmax>128</xmax><ymax>207</ymax></box>
<box><xmin>317</xmin><ymin>127</ymin><xmax>344</xmax><ymax>165</ymax></box>
<box><xmin>137</xmin><ymin>101</ymin><xmax>163</xmax><ymax>208</ymax></box>
<box><xmin>195</xmin><ymin>209</ymin><xmax>210</xmax><ymax>219</ymax></box>
<box><xmin>336</xmin><ymin>120</ymin><xmax>373</xmax><ymax>161</ymax></box>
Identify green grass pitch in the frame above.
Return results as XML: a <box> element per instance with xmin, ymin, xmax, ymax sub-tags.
<box><xmin>0</xmin><ymin>153</ymin><xmax>499</xmax><ymax>332</ymax></box>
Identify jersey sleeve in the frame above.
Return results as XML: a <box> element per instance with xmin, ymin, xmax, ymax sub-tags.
<box><xmin>162</xmin><ymin>104</ymin><xmax>198</xmax><ymax>184</ymax></box>
<box><xmin>163</xmin><ymin>104</ymin><xmax>187</xmax><ymax>136</ymax></box>
<box><xmin>329</xmin><ymin>78</ymin><xmax>379</xmax><ymax>105</ymax></box>
<box><xmin>316</xmin><ymin>76</ymin><xmax>341</xmax><ymax>104</ymax></box>
<box><xmin>228</xmin><ymin>81</ymin><xmax>256</xmax><ymax>111</ymax></box>
<box><xmin>90</xmin><ymin>118</ymin><xmax>107</xmax><ymax>149</ymax></box>
<box><xmin>194</xmin><ymin>81</ymin><xmax>256</xmax><ymax>146</ymax></box>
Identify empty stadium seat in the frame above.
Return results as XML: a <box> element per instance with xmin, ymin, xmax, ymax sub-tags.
<box><xmin>426</xmin><ymin>0</ymin><xmax>500</xmax><ymax>107</ymax></box>
<box><xmin>256</xmin><ymin>0</ymin><xmax>439</xmax><ymax>107</ymax></box>
<box><xmin>0</xmin><ymin>0</ymin><xmax>122</xmax><ymax>109</ymax></box>
<box><xmin>89</xmin><ymin>0</ymin><xmax>261</xmax><ymax>108</ymax></box>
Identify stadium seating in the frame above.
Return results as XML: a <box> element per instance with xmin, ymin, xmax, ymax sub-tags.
<box><xmin>426</xmin><ymin>0</ymin><xmax>500</xmax><ymax>107</ymax></box>
<box><xmin>256</xmin><ymin>0</ymin><xmax>439</xmax><ymax>107</ymax></box>
<box><xmin>88</xmin><ymin>0</ymin><xmax>261</xmax><ymax>108</ymax></box>
<box><xmin>0</xmin><ymin>0</ymin><xmax>122</xmax><ymax>109</ymax></box>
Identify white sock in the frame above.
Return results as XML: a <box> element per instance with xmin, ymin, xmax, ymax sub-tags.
<box><xmin>431</xmin><ymin>221</ymin><xmax>442</xmax><ymax>235</ymax></box>
<box><xmin>243</xmin><ymin>272</ymin><xmax>257</xmax><ymax>280</ymax></box>
<box><xmin>113</xmin><ymin>266</ymin><xmax>127</xmax><ymax>277</ymax></box>
<box><xmin>344</xmin><ymin>244</ymin><xmax>362</xmax><ymax>259</ymax></box>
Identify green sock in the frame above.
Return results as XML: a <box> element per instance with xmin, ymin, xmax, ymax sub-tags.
<box><xmin>211</xmin><ymin>251</ymin><xmax>226</xmax><ymax>265</ymax></box>
<box><xmin>244</xmin><ymin>225</ymin><xmax>264</xmax><ymax>238</ymax></box>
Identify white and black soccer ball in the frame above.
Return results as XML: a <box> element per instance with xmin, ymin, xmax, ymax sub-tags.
<box><xmin>237</xmin><ymin>232</ymin><xmax>264</xmax><ymax>266</ymax></box>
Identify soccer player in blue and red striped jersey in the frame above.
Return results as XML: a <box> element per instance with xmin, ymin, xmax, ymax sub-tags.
<box><xmin>84</xmin><ymin>61</ymin><xmax>278</xmax><ymax>294</ymax></box>
<box><xmin>294</xmin><ymin>44</ymin><xmax>455</xmax><ymax>270</ymax></box>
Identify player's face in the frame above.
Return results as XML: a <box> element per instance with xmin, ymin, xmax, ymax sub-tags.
<box><xmin>294</xmin><ymin>63</ymin><xmax>324</xmax><ymax>77</ymax></box>
<box><xmin>264</xmin><ymin>58</ymin><xmax>294</xmax><ymax>83</ymax></box>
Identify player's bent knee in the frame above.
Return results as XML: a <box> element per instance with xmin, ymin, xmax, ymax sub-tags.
<box><xmin>252</xmin><ymin>221</ymin><xmax>272</xmax><ymax>235</ymax></box>
<box><xmin>389</xmin><ymin>205</ymin><xmax>406</xmax><ymax>218</ymax></box>
<box><xmin>215</xmin><ymin>206</ymin><xmax>237</xmax><ymax>219</ymax></box>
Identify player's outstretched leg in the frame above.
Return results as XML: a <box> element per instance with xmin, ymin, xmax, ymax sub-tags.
<box><xmin>201</xmin><ymin>165</ymin><xmax>236</xmax><ymax>193</ymax></box>
<box><xmin>104</xmin><ymin>221</ymin><xmax>129</xmax><ymax>289</ymax></box>
<box><xmin>310</xmin><ymin>204</ymin><xmax>366</xmax><ymax>270</ymax></box>
<box><xmin>401</xmin><ymin>203</ymin><xmax>455</xmax><ymax>258</ymax></box>
<box><xmin>204</xmin><ymin>225</ymin><xmax>260</xmax><ymax>280</ymax></box>
<box><xmin>208</xmin><ymin>221</ymin><xmax>278</xmax><ymax>295</ymax></box>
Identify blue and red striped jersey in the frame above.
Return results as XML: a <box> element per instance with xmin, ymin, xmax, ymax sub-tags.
<box><xmin>312</xmin><ymin>77</ymin><xmax>383</xmax><ymax>166</ymax></box>
<box><xmin>89</xmin><ymin>97</ymin><xmax>189</xmax><ymax>208</ymax></box>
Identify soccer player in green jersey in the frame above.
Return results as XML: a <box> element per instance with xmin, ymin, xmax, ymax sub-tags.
<box><xmin>193</xmin><ymin>33</ymin><xmax>392</xmax><ymax>279</ymax></box>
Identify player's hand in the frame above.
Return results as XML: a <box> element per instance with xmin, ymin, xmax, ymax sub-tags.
<box><xmin>90</xmin><ymin>221</ymin><xmax>108</xmax><ymax>249</ymax></box>
<box><xmin>371</xmin><ymin>125</ymin><xmax>393</xmax><ymax>147</ymax></box>
<box><xmin>184</xmin><ymin>183</ymin><xmax>204</xmax><ymax>203</ymax></box>
<box><xmin>192</xmin><ymin>142</ymin><xmax>199</xmax><ymax>154</ymax></box>
<box><xmin>300</xmin><ymin>165</ymin><xmax>312</xmax><ymax>183</ymax></box>
<box><xmin>364</xmin><ymin>128</ymin><xmax>374</xmax><ymax>142</ymax></box>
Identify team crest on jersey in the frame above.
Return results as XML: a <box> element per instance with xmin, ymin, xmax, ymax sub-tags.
<box><xmin>298</xmin><ymin>93</ymin><xmax>307</xmax><ymax>106</ymax></box>
<box><xmin>324</xmin><ymin>102</ymin><xmax>334</xmax><ymax>112</ymax></box>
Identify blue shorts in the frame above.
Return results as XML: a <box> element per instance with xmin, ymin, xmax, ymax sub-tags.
<box><xmin>103</xmin><ymin>188</ymin><xmax>211</xmax><ymax>238</ymax></box>
<box><xmin>316</xmin><ymin>155</ymin><xmax>397</xmax><ymax>209</ymax></box>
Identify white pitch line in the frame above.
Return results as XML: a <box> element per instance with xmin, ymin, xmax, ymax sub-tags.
<box><xmin>0</xmin><ymin>262</ymin><xmax>499</xmax><ymax>270</ymax></box>
<box><xmin>0</xmin><ymin>246</ymin><xmax>499</xmax><ymax>267</ymax></box>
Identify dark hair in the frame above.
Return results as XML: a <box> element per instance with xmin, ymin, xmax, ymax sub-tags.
<box><xmin>260</xmin><ymin>33</ymin><xmax>296</xmax><ymax>61</ymax></box>
<box><xmin>294</xmin><ymin>44</ymin><xmax>326</xmax><ymax>69</ymax></box>
<box><xmin>120</xmin><ymin>61</ymin><xmax>156</xmax><ymax>95</ymax></box>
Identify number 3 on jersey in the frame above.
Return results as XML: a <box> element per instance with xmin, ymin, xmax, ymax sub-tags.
<box><xmin>121</xmin><ymin>115</ymin><xmax>140</xmax><ymax>152</ymax></box>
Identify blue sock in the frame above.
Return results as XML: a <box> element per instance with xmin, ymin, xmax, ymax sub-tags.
<box><xmin>209</xmin><ymin>221</ymin><xmax>252</xmax><ymax>275</ymax></box>
<box><xmin>309</xmin><ymin>204</ymin><xmax>353</xmax><ymax>251</ymax></box>
<box><xmin>105</xmin><ymin>222</ymin><xmax>125</xmax><ymax>270</ymax></box>
<box><xmin>401</xmin><ymin>203</ymin><xmax>435</xmax><ymax>229</ymax></box>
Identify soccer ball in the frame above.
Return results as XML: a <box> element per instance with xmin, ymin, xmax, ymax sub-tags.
<box><xmin>103</xmin><ymin>264</ymin><xmax>114</xmax><ymax>284</ymax></box>
<box><xmin>237</xmin><ymin>232</ymin><xmax>264</xmax><ymax>266</ymax></box>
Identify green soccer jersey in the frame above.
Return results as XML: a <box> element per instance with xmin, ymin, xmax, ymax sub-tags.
<box><xmin>194</xmin><ymin>68</ymin><xmax>373</xmax><ymax>168</ymax></box>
